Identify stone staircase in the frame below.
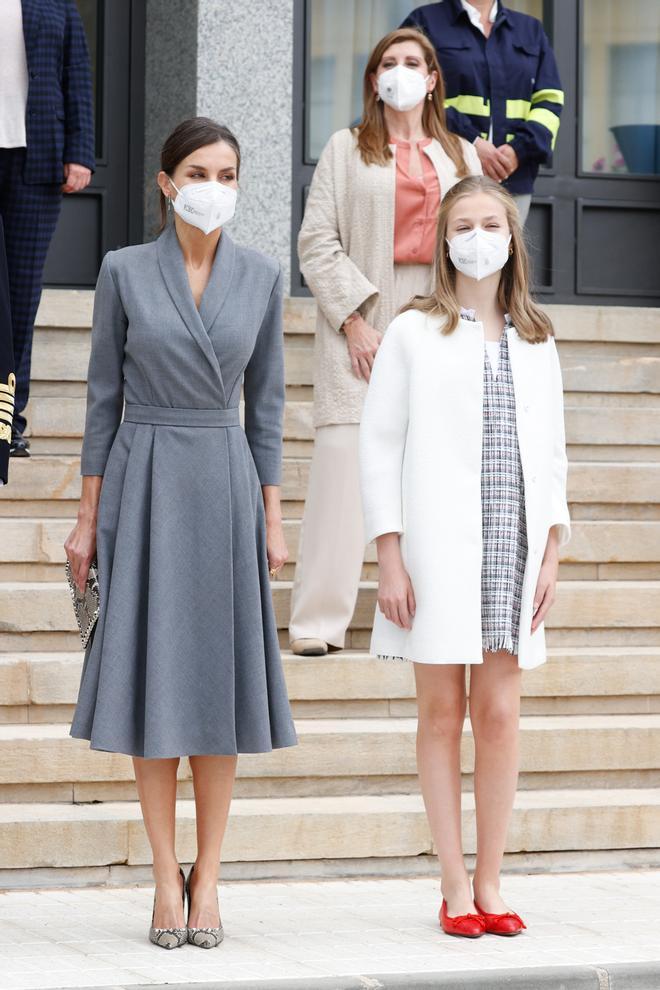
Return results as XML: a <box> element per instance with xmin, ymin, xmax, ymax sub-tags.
<box><xmin>0</xmin><ymin>291</ymin><xmax>659</xmax><ymax>886</ymax></box>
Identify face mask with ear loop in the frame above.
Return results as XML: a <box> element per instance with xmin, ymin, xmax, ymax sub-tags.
<box><xmin>169</xmin><ymin>179</ymin><xmax>237</xmax><ymax>235</ymax></box>
<box><xmin>446</xmin><ymin>228</ymin><xmax>512</xmax><ymax>281</ymax></box>
<box><xmin>377</xmin><ymin>64</ymin><xmax>430</xmax><ymax>112</ymax></box>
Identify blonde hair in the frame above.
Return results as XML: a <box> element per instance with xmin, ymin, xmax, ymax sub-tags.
<box><xmin>401</xmin><ymin>175</ymin><xmax>553</xmax><ymax>343</ymax></box>
<box><xmin>355</xmin><ymin>28</ymin><xmax>469</xmax><ymax>178</ymax></box>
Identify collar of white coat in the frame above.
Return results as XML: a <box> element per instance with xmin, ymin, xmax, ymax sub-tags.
<box><xmin>461</xmin><ymin>0</ymin><xmax>498</xmax><ymax>34</ymax></box>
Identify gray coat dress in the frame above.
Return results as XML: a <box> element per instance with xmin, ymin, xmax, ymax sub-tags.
<box><xmin>69</xmin><ymin>223</ymin><xmax>297</xmax><ymax>759</ymax></box>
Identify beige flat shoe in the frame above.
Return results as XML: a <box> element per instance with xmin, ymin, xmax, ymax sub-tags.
<box><xmin>291</xmin><ymin>638</ymin><xmax>328</xmax><ymax>656</ymax></box>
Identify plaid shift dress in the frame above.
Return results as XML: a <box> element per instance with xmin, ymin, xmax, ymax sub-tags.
<box><xmin>474</xmin><ymin>312</ymin><xmax>528</xmax><ymax>654</ymax></box>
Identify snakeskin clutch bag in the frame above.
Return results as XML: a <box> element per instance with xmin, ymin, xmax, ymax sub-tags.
<box><xmin>65</xmin><ymin>557</ymin><xmax>100</xmax><ymax>649</ymax></box>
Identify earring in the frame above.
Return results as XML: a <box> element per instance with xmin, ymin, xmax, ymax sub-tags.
<box><xmin>508</xmin><ymin>245</ymin><xmax>513</xmax><ymax>256</ymax></box>
<box><xmin>427</xmin><ymin>92</ymin><xmax>433</xmax><ymax>101</ymax></box>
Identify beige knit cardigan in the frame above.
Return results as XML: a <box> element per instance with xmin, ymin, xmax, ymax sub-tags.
<box><xmin>298</xmin><ymin>127</ymin><xmax>482</xmax><ymax>428</ymax></box>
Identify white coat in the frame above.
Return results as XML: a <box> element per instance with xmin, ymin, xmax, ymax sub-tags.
<box><xmin>358</xmin><ymin>308</ymin><xmax>571</xmax><ymax>670</ymax></box>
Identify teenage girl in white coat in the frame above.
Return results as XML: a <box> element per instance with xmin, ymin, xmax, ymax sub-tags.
<box><xmin>360</xmin><ymin>175</ymin><xmax>571</xmax><ymax>938</ymax></box>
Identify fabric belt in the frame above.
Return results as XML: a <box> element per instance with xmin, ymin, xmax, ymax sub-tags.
<box><xmin>123</xmin><ymin>403</ymin><xmax>241</xmax><ymax>428</ymax></box>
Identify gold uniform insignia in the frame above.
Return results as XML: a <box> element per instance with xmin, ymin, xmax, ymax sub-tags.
<box><xmin>0</xmin><ymin>372</ymin><xmax>16</xmax><ymax>444</ymax></box>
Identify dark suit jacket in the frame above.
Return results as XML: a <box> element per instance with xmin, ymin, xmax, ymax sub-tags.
<box><xmin>0</xmin><ymin>216</ymin><xmax>14</xmax><ymax>484</ymax></box>
<box><xmin>21</xmin><ymin>0</ymin><xmax>95</xmax><ymax>184</ymax></box>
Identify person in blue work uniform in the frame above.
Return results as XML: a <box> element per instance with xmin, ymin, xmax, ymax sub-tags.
<box><xmin>401</xmin><ymin>0</ymin><xmax>563</xmax><ymax>224</ymax></box>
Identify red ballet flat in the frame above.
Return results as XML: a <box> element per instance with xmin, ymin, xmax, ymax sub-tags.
<box><xmin>439</xmin><ymin>899</ymin><xmax>486</xmax><ymax>938</ymax></box>
<box><xmin>474</xmin><ymin>901</ymin><xmax>527</xmax><ymax>936</ymax></box>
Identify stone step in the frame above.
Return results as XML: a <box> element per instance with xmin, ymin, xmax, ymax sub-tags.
<box><xmin>1</xmin><ymin>648</ymin><xmax>658</xmax><ymax>712</ymax></box>
<box><xmin>1</xmin><ymin>787</ymin><xmax>659</xmax><ymax>869</ymax></box>
<box><xmin>1</xmin><ymin>579</ymin><xmax>659</xmax><ymax>637</ymax></box>
<box><xmin>17</xmin><ymin>394</ymin><xmax>660</xmax><ymax>446</ymax></box>
<box><xmin>0</xmin><ymin>715</ymin><xmax>658</xmax><ymax>789</ymax></box>
<box><xmin>33</xmin><ymin>291</ymin><xmax>316</xmax><ymax>335</ymax></box>
<box><xmin>31</xmin><ymin>323</ymin><xmax>660</xmax><ymax>396</ymax></box>
<box><xmin>2</xmin><ymin>456</ymin><xmax>659</xmax><ymax>508</ymax></box>
<box><xmin>2</xmin><ymin>518</ymin><xmax>659</xmax><ymax>573</ymax></box>
<box><xmin>34</xmin><ymin>290</ymin><xmax>660</xmax><ymax>342</ymax></box>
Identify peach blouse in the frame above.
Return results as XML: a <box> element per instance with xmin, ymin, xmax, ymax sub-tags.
<box><xmin>391</xmin><ymin>136</ymin><xmax>441</xmax><ymax>265</ymax></box>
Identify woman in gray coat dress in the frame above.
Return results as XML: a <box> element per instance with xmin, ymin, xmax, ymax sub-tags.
<box><xmin>64</xmin><ymin>118</ymin><xmax>297</xmax><ymax>949</ymax></box>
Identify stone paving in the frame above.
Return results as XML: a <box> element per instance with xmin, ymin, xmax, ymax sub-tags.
<box><xmin>0</xmin><ymin>871</ymin><xmax>658</xmax><ymax>989</ymax></box>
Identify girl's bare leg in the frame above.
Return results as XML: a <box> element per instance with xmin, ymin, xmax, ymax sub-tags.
<box><xmin>414</xmin><ymin>662</ymin><xmax>475</xmax><ymax>915</ymax></box>
<box><xmin>469</xmin><ymin>649</ymin><xmax>522</xmax><ymax>913</ymax></box>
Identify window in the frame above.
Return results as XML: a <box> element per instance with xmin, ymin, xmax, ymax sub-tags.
<box><xmin>582</xmin><ymin>0</ymin><xmax>660</xmax><ymax>175</ymax></box>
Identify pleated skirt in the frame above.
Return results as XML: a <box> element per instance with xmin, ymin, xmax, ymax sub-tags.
<box><xmin>70</xmin><ymin>405</ymin><xmax>297</xmax><ymax>758</ymax></box>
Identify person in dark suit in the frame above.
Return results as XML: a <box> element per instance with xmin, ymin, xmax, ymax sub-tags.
<box><xmin>0</xmin><ymin>215</ymin><xmax>14</xmax><ymax>485</ymax></box>
<box><xmin>0</xmin><ymin>0</ymin><xmax>95</xmax><ymax>457</ymax></box>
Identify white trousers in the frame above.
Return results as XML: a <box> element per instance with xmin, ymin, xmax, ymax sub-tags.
<box><xmin>288</xmin><ymin>424</ymin><xmax>364</xmax><ymax>648</ymax></box>
<box><xmin>289</xmin><ymin>263</ymin><xmax>432</xmax><ymax>649</ymax></box>
<box><xmin>512</xmin><ymin>193</ymin><xmax>532</xmax><ymax>226</ymax></box>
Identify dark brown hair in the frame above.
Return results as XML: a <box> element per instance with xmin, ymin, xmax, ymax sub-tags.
<box><xmin>158</xmin><ymin>116</ymin><xmax>241</xmax><ymax>231</ymax></box>
<box><xmin>401</xmin><ymin>175</ymin><xmax>553</xmax><ymax>343</ymax></box>
<box><xmin>356</xmin><ymin>28</ymin><xmax>469</xmax><ymax>177</ymax></box>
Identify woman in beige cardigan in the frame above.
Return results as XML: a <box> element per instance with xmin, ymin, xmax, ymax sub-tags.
<box><xmin>290</xmin><ymin>28</ymin><xmax>483</xmax><ymax>656</ymax></box>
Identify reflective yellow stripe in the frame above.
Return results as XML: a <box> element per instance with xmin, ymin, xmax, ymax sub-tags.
<box><xmin>528</xmin><ymin>106</ymin><xmax>561</xmax><ymax>147</ymax></box>
<box><xmin>532</xmin><ymin>88</ymin><xmax>564</xmax><ymax>106</ymax></box>
<box><xmin>480</xmin><ymin>131</ymin><xmax>488</xmax><ymax>139</ymax></box>
<box><xmin>506</xmin><ymin>133</ymin><xmax>515</xmax><ymax>143</ymax></box>
<box><xmin>444</xmin><ymin>95</ymin><xmax>490</xmax><ymax>116</ymax></box>
<box><xmin>506</xmin><ymin>99</ymin><xmax>531</xmax><ymax>119</ymax></box>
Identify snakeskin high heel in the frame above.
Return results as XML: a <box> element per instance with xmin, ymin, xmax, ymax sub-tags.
<box><xmin>148</xmin><ymin>865</ymin><xmax>188</xmax><ymax>949</ymax></box>
<box><xmin>186</xmin><ymin>863</ymin><xmax>224</xmax><ymax>948</ymax></box>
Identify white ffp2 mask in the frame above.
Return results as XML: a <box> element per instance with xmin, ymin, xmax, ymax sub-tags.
<box><xmin>377</xmin><ymin>65</ymin><xmax>430</xmax><ymax>112</ymax></box>
<box><xmin>171</xmin><ymin>179</ymin><xmax>237</xmax><ymax>235</ymax></box>
<box><xmin>447</xmin><ymin>228</ymin><xmax>511</xmax><ymax>281</ymax></box>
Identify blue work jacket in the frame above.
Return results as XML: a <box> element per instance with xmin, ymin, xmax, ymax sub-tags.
<box><xmin>401</xmin><ymin>0</ymin><xmax>563</xmax><ymax>194</ymax></box>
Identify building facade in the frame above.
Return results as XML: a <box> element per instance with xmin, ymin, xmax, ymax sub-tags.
<box><xmin>46</xmin><ymin>0</ymin><xmax>660</xmax><ymax>306</ymax></box>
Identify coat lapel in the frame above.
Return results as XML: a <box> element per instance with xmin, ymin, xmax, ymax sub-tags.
<box><xmin>198</xmin><ymin>229</ymin><xmax>236</xmax><ymax>335</ymax></box>
<box><xmin>21</xmin><ymin>0</ymin><xmax>43</xmax><ymax>60</ymax></box>
<box><xmin>156</xmin><ymin>224</ymin><xmax>226</xmax><ymax>404</ymax></box>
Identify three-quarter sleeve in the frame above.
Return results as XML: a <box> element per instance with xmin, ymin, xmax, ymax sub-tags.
<box><xmin>359</xmin><ymin>315</ymin><xmax>411</xmax><ymax>545</ymax></box>
<box><xmin>243</xmin><ymin>266</ymin><xmax>285</xmax><ymax>486</ymax></box>
<box><xmin>80</xmin><ymin>253</ymin><xmax>127</xmax><ymax>476</ymax></box>
<box><xmin>548</xmin><ymin>336</ymin><xmax>571</xmax><ymax>547</ymax></box>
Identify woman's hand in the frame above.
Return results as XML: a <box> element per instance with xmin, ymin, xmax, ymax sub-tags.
<box><xmin>376</xmin><ymin>533</ymin><xmax>416</xmax><ymax>630</ymax></box>
<box><xmin>65</xmin><ymin>477</ymin><xmax>102</xmax><ymax>594</ymax></box>
<box><xmin>474</xmin><ymin>137</ymin><xmax>510</xmax><ymax>182</ymax></box>
<box><xmin>496</xmin><ymin>143</ymin><xmax>519</xmax><ymax>177</ymax></box>
<box><xmin>262</xmin><ymin>486</ymin><xmax>288</xmax><ymax>577</ymax></box>
<box><xmin>266</xmin><ymin>517</ymin><xmax>288</xmax><ymax>577</ymax></box>
<box><xmin>531</xmin><ymin>527</ymin><xmax>560</xmax><ymax>633</ymax></box>
<box><xmin>343</xmin><ymin>313</ymin><xmax>383</xmax><ymax>382</ymax></box>
<box><xmin>64</xmin><ymin>513</ymin><xmax>97</xmax><ymax>595</ymax></box>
